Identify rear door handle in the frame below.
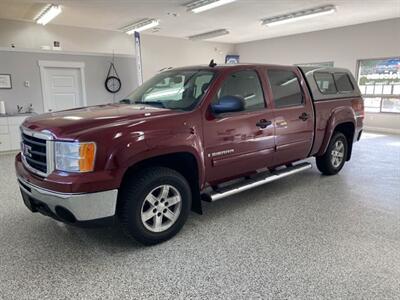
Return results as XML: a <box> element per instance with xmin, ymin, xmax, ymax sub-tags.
<box><xmin>256</xmin><ymin>119</ymin><xmax>272</xmax><ymax>129</ymax></box>
<box><xmin>299</xmin><ymin>112</ymin><xmax>309</xmax><ymax>121</ymax></box>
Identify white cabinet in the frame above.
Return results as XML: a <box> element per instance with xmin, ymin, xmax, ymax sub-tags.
<box><xmin>0</xmin><ymin>116</ymin><xmax>30</xmax><ymax>153</ymax></box>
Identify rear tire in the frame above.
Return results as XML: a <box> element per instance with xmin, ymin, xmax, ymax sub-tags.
<box><xmin>316</xmin><ymin>132</ymin><xmax>348</xmax><ymax>175</ymax></box>
<box><xmin>118</xmin><ymin>167</ymin><xmax>191</xmax><ymax>245</ymax></box>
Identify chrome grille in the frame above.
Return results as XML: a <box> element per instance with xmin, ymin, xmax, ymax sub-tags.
<box><xmin>21</xmin><ymin>128</ymin><xmax>54</xmax><ymax>177</ymax></box>
<box><xmin>22</xmin><ymin>133</ymin><xmax>47</xmax><ymax>173</ymax></box>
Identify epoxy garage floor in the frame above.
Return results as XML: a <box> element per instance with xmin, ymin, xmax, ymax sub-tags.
<box><xmin>1</xmin><ymin>132</ymin><xmax>399</xmax><ymax>299</ymax></box>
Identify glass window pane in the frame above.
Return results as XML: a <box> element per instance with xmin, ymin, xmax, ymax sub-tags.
<box><xmin>314</xmin><ymin>72</ymin><xmax>337</xmax><ymax>94</ymax></box>
<box><xmin>364</xmin><ymin>97</ymin><xmax>381</xmax><ymax>113</ymax></box>
<box><xmin>216</xmin><ymin>70</ymin><xmax>265</xmax><ymax>111</ymax></box>
<box><xmin>267</xmin><ymin>69</ymin><xmax>303</xmax><ymax>108</ymax></box>
<box><xmin>383</xmin><ymin>85</ymin><xmax>393</xmax><ymax>95</ymax></box>
<box><xmin>126</xmin><ymin>70</ymin><xmax>215</xmax><ymax>111</ymax></box>
<box><xmin>333</xmin><ymin>73</ymin><xmax>354</xmax><ymax>92</ymax></box>
<box><xmin>374</xmin><ymin>85</ymin><xmax>383</xmax><ymax>95</ymax></box>
<box><xmin>382</xmin><ymin>98</ymin><xmax>400</xmax><ymax>113</ymax></box>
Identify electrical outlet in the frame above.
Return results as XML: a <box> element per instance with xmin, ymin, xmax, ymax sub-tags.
<box><xmin>24</xmin><ymin>81</ymin><xmax>30</xmax><ymax>87</ymax></box>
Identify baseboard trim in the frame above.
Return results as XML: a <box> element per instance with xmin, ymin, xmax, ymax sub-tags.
<box><xmin>0</xmin><ymin>150</ymin><xmax>19</xmax><ymax>156</ymax></box>
<box><xmin>364</xmin><ymin>126</ymin><xmax>400</xmax><ymax>135</ymax></box>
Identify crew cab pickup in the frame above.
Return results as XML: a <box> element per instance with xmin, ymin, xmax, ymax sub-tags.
<box><xmin>16</xmin><ymin>64</ymin><xmax>364</xmax><ymax>245</ymax></box>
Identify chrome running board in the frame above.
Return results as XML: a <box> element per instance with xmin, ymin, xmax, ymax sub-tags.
<box><xmin>202</xmin><ymin>162</ymin><xmax>312</xmax><ymax>202</ymax></box>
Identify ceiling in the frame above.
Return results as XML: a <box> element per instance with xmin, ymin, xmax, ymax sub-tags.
<box><xmin>0</xmin><ymin>0</ymin><xmax>399</xmax><ymax>43</ymax></box>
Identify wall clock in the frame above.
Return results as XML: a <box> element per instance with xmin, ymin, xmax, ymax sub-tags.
<box><xmin>105</xmin><ymin>63</ymin><xmax>121</xmax><ymax>93</ymax></box>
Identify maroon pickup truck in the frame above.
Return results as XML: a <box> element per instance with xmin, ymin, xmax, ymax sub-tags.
<box><xmin>16</xmin><ymin>64</ymin><xmax>364</xmax><ymax>245</ymax></box>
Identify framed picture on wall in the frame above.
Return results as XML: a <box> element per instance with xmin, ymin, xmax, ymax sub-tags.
<box><xmin>0</xmin><ymin>74</ymin><xmax>12</xmax><ymax>89</ymax></box>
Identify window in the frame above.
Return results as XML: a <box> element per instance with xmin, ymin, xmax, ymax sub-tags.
<box><xmin>213</xmin><ymin>70</ymin><xmax>265</xmax><ymax>111</ymax></box>
<box><xmin>194</xmin><ymin>73</ymin><xmax>214</xmax><ymax>98</ymax></box>
<box><xmin>382</xmin><ymin>98</ymin><xmax>400</xmax><ymax>113</ymax></box>
<box><xmin>267</xmin><ymin>69</ymin><xmax>303</xmax><ymax>108</ymax></box>
<box><xmin>314</xmin><ymin>72</ymin><xmax>337</xmax><ymax>94</ymax></box>
<box><xmin>357</xmin><ymin>57</ymin><xmax>400</xmax><ymax>113</ymax></box>
<box><xmin>125</xmin><ymin>70</ymin><xmax>215</xmax><ymax>111</ymax></box>
<box><xmin>334</xmin><ymin>73</ymin><xmax>354</xmax><ymax>92</ymax></box>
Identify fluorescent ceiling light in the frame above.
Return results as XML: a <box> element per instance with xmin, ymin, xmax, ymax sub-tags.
<box><xmin>262</xmin><ymin>5</ymin><xmax>336</xmax><ymax>27</ymax></box>
<box><xmin>120</xmin><ymin>19</ymin><xmax>160</xmax><ymax>34</ymax></box>
<box><xmin>186</xmin><ymin>0</ymin><xmax>237</xmax><ymax>13</ymax></box>
<box><xmin>188</xmin><ymin>29</ymin><xmax>230</xmax><ymax>41</ymax></box>
<box><xmin>35</xmin><ymin>4</ymin><xmax>62</xmax><ymax>25</ymax></box>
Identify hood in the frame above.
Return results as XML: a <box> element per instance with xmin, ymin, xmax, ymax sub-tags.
<box><xmin>23</xmin><ymin>104</ymin><xmax>178</xmax><ymax>139</ymax></box>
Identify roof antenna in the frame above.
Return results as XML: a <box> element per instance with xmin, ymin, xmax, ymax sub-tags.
<box><xmin>209</xmin><ymin>59</ymin><xmax>217</xmax><ymax>68</ymax></box>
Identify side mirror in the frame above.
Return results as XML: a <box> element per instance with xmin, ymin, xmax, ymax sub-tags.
<box><xmin>211</xmin><ymin>95</ymin><xmax>245</xmax><ymax>114</ymax></box>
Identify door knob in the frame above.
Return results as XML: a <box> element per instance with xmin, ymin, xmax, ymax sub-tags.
<box><xmin>256</xmin><ymin>119</ymin><xmax>272</xmax><ymax>129</ymax></box>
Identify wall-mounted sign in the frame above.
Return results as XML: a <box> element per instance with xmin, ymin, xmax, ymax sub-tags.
<box><xmin>0</xmin><ymin>74</ymin><xmax>12</xmax><ymax>89</ymax></box>
<box><xmin>225</xmin><ymin>55</ymin><xmax>240</xmax><ymax>64</ymax></box>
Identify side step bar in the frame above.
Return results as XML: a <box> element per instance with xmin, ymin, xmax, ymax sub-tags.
<box><xmin>202</xmin><ymin>162</ymin><xmax>312</xmax><ymax>202</ymax></box>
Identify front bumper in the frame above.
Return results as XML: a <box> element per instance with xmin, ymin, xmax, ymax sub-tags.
<box><xmin>18</xmin><ymin>176</ymin><xmax>118</xmax><ymax>224</ymax></box>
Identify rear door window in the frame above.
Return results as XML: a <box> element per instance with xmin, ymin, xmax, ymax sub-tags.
<box><xmin>314</xmin><ymin>72</ymin><xmax>337</xmax><ymax>94</ymax></box>
<box><xmin>267</xmin><ymin>69</ymin><xmax>303</xmax><ymax>108</ymax></box>
<box><xmin>333</xmin><ymin>73</ymin><xmax>354</xmax><ymax>92</ymax></box>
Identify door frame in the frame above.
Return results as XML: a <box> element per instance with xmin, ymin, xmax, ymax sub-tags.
<box><xmin>38</xmin><ymin>60</ymin><xmax>88</xmax><ymax>112</ymax></box>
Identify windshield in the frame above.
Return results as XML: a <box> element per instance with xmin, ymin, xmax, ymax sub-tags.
<box><xmin>123</xmin><ymin>70</ymin><xmax>215</xmax><ymax>111</ymax></box>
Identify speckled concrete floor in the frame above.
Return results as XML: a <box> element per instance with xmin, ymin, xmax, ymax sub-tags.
<box><xmin>1</xmin><ymin>132</ymin><xmax>399</xmax><ymax>299</ymax></box>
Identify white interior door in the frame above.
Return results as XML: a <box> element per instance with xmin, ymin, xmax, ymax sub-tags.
<box><xmin>42</xmin><ymin>67</ymin><xmax>84</xmax><ymax>112</ymax></box>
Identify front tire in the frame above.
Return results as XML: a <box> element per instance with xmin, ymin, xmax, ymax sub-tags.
<box><xmin>118</xmin><ymin>167</ymin><xmax>191</xmax><ymax>245</ymax></box>
<box><xmin>316</xmin><ymin>132</ymin><xmax>348</xmax><ymax>175</ymax></box>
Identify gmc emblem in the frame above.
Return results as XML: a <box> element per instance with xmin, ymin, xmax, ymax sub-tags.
<box><xmin>23</xmin><ymin>144</ymin><xmax>32</xmax><ymax>158</ymax></box>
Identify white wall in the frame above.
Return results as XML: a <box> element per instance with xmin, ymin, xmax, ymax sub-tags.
<box><xmin>140</xmin><ymin>34</ymin><xmax>234</xmax><ymax>80</ymax></box>
<box><xmin>0</xmin><ymin>18</ymin><xmax>235</xmax><ymax>81</ymax></box>
<box><xmin>0</xmin><ymin>49</ymin><xmax>137</xmax><ymax>115</ymax></box>
<box><xmin>0</xmin><ymin>18</ymin><xmax>135</xmax><ymax>55</ymax></box>
<box><xmin>235</xmin><ymin>18</ymin><xmax>400</xmax><ymax>133</ymax></box>
<box><xmin>0</xmin><ymin>18</ymin><xmax>234</xmax><ymax>114</ymax></box>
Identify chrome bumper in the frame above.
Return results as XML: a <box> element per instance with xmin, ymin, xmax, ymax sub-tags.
<box><xmin>18</xmin><ymin>177</ymin><xmax>118</xmax><ymax>222</ymax></box>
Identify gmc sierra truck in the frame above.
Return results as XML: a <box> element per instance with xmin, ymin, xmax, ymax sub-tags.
<box><xmin>16</xmin><ymin>64</ymin><xmax>364</xmax><ymax>245</ymax></box>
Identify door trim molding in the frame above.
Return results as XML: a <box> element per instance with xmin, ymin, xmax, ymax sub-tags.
<box><xmin>38</xmin><ymin>60</ymin><xmax>87</xmax><ymax>113</ymax></box>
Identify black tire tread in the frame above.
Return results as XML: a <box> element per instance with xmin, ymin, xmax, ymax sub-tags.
<box><xmin>118</xmin><ymin>167</ymin><xmax>191</xmax><ymax>245</ymax></box>
<box><xmin>316</xmin><ymin>132</ymin><xmax>348</xmax><ymax>176</ymax></box>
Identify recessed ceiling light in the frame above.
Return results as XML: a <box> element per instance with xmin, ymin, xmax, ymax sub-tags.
<box><xmin>262</xmin><ymin>5</ymin><xmax>336</xmax><ymax>27</ymax></box>
<box><xmin>34</xmin><ymin>4</ymin><xmax>62</xmax><ymax>25</ymax></box>
<box><xmin>186</xmin><ymin>0</ymin><xmax>237</xmax><ymax>13</ymax></box>
<box><xmin>188</xmin><ymin>29</ymin><xmax>230</xmax><ymax>41</ymax></box>
<box><xmin>120</xmin><ymin>18</ymin><xmax>160</xmax><ymax>34</ymax></box>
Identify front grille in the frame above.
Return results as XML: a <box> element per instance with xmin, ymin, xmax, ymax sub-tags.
<box><xmin>22</xmin><ymin>133</ymin><xmax>48</xmax><ymax>174</ymax></box>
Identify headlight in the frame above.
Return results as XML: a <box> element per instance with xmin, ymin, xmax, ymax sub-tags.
<box><xmin>55</xmin><ymin>142</ymin><xmax>96</xmax><ymax>173</ymax></box>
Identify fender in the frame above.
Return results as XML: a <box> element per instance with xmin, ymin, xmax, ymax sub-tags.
<box><xmin>106</xmin><ymin>129</ymin><xmax>206</xmax><ymax>190</ymax></box>
<box><xmin>317</xmin><ymin>106</ymin><xmax>356</xmax><ymax>156</ymax></box>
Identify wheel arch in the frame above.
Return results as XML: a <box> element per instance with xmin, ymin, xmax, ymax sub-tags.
<box><xmin>317</xmin><ymin>107</ymin><xmax>356</xmax><ymax>160</ymax></box>
<box><xmin>119</xmin><ymin>151</ymin><xmax>203</xmax><ymax>215</ymax></box>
